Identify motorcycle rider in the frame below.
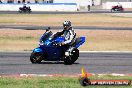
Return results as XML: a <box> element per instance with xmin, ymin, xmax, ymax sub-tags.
<box><xmin>21</xmin><ymin>3</ymin><xmax>31</xmax><ymax>13</ymax></box>
<box><xmin>23</xmin><ymin>3</ymin><xmax>27</xmax><ymax>9</ymax></box>
<box><xmin>53</xmin><ymin>21</ymin><xmax>76</xmax><ymax>47</ymax></box>
<box><xmin>52</xmin><ymin>21</ymin><xmax>76</xmax><ymax>58</ymax></box>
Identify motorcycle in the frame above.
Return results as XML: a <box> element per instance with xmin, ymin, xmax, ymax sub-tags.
<box><xmin>19</xmin><ymin>6</ymin><xmax>31</xmax><ymax>13</ymax></box>
<box><xmin>30</xmin><ymin>27</ymin><xmax>85</xmax><ymax>65</ymax></box>
<box><xmin>111</xmin><ymin>5</ymin><xmax>124</xmax><ymax>12</ymax></box>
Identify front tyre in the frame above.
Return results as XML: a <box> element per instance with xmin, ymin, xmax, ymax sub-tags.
<box><xmin>19</xmin><ymin>10</ymin><xmax>22</xmax><ymax>13</ymax></box>
<box><xmin>27</xmin><ymin>9</ymin><xmax>31</xmax><ymax>13</ymax></box>
<box><xmin>30</xmin><ymin>52</ymin><xmax>43</xmax><ymax>64</ymax></box>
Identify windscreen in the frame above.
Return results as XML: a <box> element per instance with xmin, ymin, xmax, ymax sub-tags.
<box><xmin>40</xmin><ymin>31</ymin><xmax>53</xmax><ymax>42</ymax></box>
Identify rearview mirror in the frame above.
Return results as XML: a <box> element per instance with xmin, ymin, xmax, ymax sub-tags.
<box><xmin>46</xmin><ymin>27</ymin><xmax>50</xmax><ymax>32</ymax></box>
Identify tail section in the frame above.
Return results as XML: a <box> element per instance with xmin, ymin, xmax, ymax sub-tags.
<box><xmin>75</xmin><ymin>37</ymin><xmax>85</xmax><ymax>48</ymax></box>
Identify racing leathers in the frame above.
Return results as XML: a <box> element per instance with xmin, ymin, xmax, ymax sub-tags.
<box><xmin>53</xmin><ymin>27</ymin><xmax>76</xmax><ymax>46</ymax></box>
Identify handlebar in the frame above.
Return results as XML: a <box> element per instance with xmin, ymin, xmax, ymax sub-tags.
<box><xmin>51</xmin><ymin>40</ymin><xmax>61</xmax><ymax>47</ymax></box>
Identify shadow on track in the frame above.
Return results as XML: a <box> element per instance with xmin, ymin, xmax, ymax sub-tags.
<box><xmin>37</xmin><ymin>61</ymin><xmax>79</xmax><ymax>65</ymax></box>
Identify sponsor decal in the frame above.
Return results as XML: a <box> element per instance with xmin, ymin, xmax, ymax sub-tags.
<box><xmin>79</xmin><ymin>68</ymin><xmax>131</xmax><ymax>86</ymax></box>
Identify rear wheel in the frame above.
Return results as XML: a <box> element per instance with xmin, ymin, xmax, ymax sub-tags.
<box><xmin>111</xmin><ymin>9</ymin><xmax>114</xmax><ymax>12</ymax></box>
<box><xmin>64</xmin><ymin>48</ymin><xmax>79</xmax><ymax>65</ymax></box>
<box><xmin>120</xmin><ymin>9</ymin><xmax>123</xmax><ymax>12</ymax></box>
<box><xmin>30</xmin><ymin>52</ymin><xmax>43</xmax><ymax>63</ymax></box>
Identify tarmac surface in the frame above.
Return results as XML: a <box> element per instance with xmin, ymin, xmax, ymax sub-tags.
<box><xmin>0</xmin><ymin>10</ymin><xmax>132</xmax><ymax>30</ymax></box>
<box><xmin>0</xmin><ymin>52</ymin><xmax>132</xmax><ymax>74</ymax></box>
<box><xmin>0</xmin><ymin>10</ymin><xmax>132</xmax><ymax>14</ymax></box>
<box><xmin>1</xmin><ymin>25</ymin><xmax>132</xmax><ymax>30</ymax></box>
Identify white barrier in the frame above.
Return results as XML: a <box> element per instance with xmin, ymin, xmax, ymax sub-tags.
<box><xmin>0</xmin><ymin>3</ymin><xmax>78</xmax><ymax>11</ymax></box>
<box><xmin>102</xmin><ymin>2</ymin><xmax>132</xmax><ymax>9</ymax></box>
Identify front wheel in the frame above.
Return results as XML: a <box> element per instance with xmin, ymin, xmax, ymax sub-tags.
<box><xmin>30</xmin><ymin>52</ymin><xmax>43</xmax><ymax>64</ymax></box>
<box><xmin>27</xmin><ymin>9</ymin><xmax>31</xmax><ymax>13</ymax></box>
<box><xmin>19</xmin><ymin>10</ymin><xmax>22</xmax><ymax>13</ymax></box>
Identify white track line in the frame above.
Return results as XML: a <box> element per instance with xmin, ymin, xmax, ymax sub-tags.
<box><xmin>80</xmin><ymin>51</ymin><xmax>132</xmax><ymax>53</ymax></box>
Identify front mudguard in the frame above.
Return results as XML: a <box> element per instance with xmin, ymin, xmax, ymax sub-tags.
<box><xmin>33</xmin><ymin>47</ymin><xmax>44</xmax><ymax>54</ymax></box>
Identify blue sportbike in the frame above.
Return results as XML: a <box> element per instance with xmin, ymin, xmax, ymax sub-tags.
<box><xmin>30</xmin><ymin>28</ymin><xmax>85</xmax><ymax>65</ymax></box>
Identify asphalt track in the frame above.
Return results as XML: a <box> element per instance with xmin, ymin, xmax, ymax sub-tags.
<box><xmin>1</xmin><ymin>10</ymin><xmax>132</xmax><ymax>30</ymax></box>
<box><xmin>1</xmin><ymin>25</ymin><xmax>132</xmax><ymax>30</ymax></box>
<box><xmin>0</xmin><ymin>10</ymin><xmax>132</xmax><ymax>14</ymax></box>
<box><xmin>0</xmin><ymin>52</ymin><xmax>132</xmax><ymax>74</ymax></box>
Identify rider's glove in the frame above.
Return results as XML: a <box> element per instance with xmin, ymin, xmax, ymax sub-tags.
<box><xmin>59</xmin><ymin>42</ymin><xmax>65</xmax><ymax>46</ymax></box>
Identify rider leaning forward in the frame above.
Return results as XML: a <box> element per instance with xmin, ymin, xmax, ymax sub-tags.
<box><xmin>53</xmin><ymin>21</ymin><xmax>76</xmax><ymax>47</ymax></box>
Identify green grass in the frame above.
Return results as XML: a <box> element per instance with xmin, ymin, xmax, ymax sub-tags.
<box><xmin>0</xmin><ymin>76</ymin><xmax>131</xmax><ymax>88</ymax></box>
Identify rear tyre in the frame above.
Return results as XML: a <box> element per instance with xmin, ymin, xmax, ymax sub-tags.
<box><xmin>120</xmin><ymin>9</ymin><xmax>123</xmax><ymax>12</ymax></box>
<box><xmin>111</xmin><ymin>9</ymin><xmax>114</xmax><ymax>12</ymax></box>
<box><xmin>64</xmin><ymin>48</ymin><xmax>79</xmax><ymax>65</ymax></box>
<box><xmin>30</xmin><ymin>52</ymin><xmax>43</xmax><ymax>64</ymax></box>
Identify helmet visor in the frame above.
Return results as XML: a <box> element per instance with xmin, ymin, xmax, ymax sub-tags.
<box><xmin>63</xmin><ymin>24</ymin><xmax>69</xmax><ymax>27</ymax></box>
